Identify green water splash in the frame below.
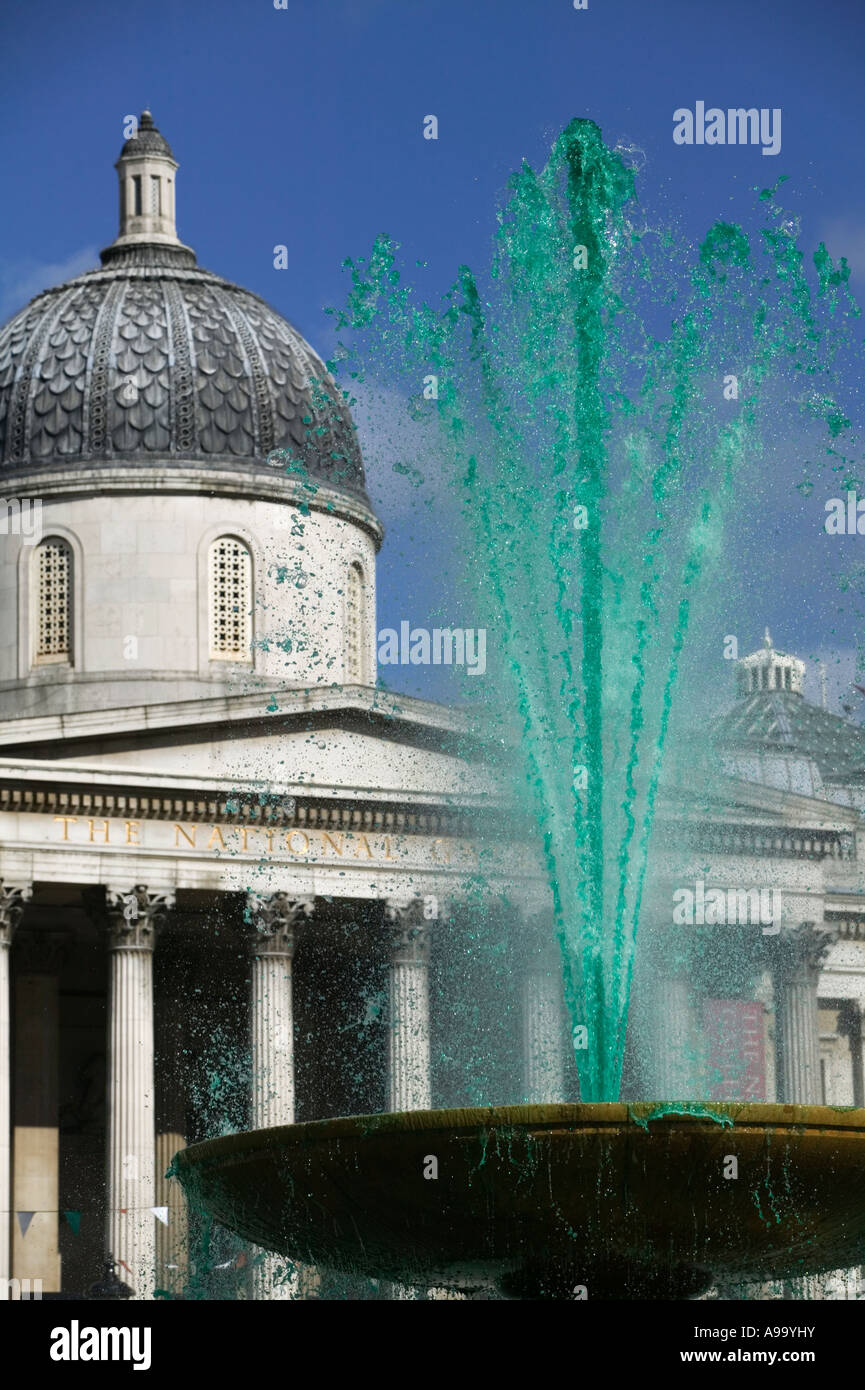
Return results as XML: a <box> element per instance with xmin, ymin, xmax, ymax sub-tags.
<box><xmin>329</xmin><ymin>119</ymin><xmax>858</xmax><ymax>1103</ymax></box>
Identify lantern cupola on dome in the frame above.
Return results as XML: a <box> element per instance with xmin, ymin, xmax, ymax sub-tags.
<box><xmin>103</xmin><ymin>109</ymin><xmax>196</xmax><ymax>265</ymax></box>
<box><xmin>736</xmin><ymin>628</ymin><xmax>806</xmax><ymax>697</ymax></box>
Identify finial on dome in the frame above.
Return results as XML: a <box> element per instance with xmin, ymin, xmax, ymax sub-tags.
<box><xmin>763</xmin><ymin>626</ymin><xmax>772</xmax><ymax>649</ymax></box>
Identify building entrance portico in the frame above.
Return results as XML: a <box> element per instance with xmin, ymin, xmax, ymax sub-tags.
<box><xmin>0</xmin><ymin>747</ymin><xmax>555</xmax><ymax>1298</ymax></box>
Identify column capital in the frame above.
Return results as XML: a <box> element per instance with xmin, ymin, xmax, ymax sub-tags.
<box><xmin>385</xmin><ymin>898</ymin><xmax>431</xmax><ymax>965</ymax></box>
<box><xmin>245</xmin><ymin>892</ymin><xmax>313</xmax><ymax>957</ymax></box>
<box><xmin>104</xmin><ymin>885</ymin><xmax>175</xmax><ymax>951</ymax></box>
<box><xmin>774</xmin><ymin>920</ymin><xmax>840</xmax><ymax>979</ymax></box>
<box><xmin>0</xmin><ymin>880</ymin><xmax>32</xmax><ymax>946</ymax></box>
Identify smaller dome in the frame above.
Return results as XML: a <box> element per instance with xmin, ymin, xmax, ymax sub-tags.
<box><xmin>119</xmin><ymin>110</ymin><xmax>174</xmax><ymax>160</ymax></box>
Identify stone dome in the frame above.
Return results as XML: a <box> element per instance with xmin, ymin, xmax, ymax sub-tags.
<box><xmin>0</xmin><ymin>112</ymin><xmax>380</xmax><ymax>722</ymax></box>
<box><xmin>0</xmin><ymin>113</ymin><xmax>370</xmax><ymax>509</ymax></box>
<box><xmin>119</xmin><ymin>108</ymin><xmax>174</xmax><ymax>158</ymax></box>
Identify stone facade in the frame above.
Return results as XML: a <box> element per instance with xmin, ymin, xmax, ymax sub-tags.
<box><xmin>0</xmin><ymin>479</ymin><xmax>379</xmax><ymax>716</ymax></box>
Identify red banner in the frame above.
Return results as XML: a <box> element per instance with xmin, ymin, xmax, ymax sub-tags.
<box><xmin>703</xmin><ymin>999</ymin><xmax>766</xmax><ymax>1101</ymax></box>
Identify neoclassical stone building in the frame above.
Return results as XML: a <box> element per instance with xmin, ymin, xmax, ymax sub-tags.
<box><xmin>0</xmin><ymin>112</ymin><xmax>555</xmax><ymax>1301</ymax></box>
<box><xmin>651</xmin><ymin>634</ymin><xmax>865</xmax><ymax>1127</ymax></box>
<box><xmin>647</xmin><ymin>633</ymin><xmax>865</xmax><ymax>1298</ymax></box>
<box><xmin>0</xmin><ymin>114</ymin><xmax>863</xmax><ymax>1301</ymax></box>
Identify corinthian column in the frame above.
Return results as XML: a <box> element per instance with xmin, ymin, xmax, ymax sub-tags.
<box><xmin>0</xmin><ymin>882</ymin><xmax>30</xmax><ymax>1296</ymax></box>
<box><xmin>651</xmin><ymin>975</ymin><xmax>698</xmax><ymax>1101</ymax></box>
<box><xmin>522</xmin><ymin>924</ymin><xmax>567</xmax><ymax>1104</ymax></box>
<box><xmin>382</xmin><ymin>898</ymin><xmax>433</xmax><ymax>1302</ymax></box>
<box><xmin>246</xmin><ymin>892</ymin><xmax>313</xmax><ymax>1301</ymax></box>
<box><xmin>385</xmin><ymin>899</ymin><xmax>431</xmax><ymax>1113</ymax></box>
<box><xmin>773</xmin><ymin>923</ymin><xmax>837</xmax><ymax>1300</ymax></box>
<box><xmin>104</xmin><ymin>885</ymin><xmax>173</xmax><ymax>1300</ymax></box>
<box><xmin>775</xmin><ymin>923</ymin><xmax>836</xmax><ymax>1107</ymax></box>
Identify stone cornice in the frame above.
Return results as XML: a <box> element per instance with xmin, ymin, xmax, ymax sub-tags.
<box><xmin>0</xmin><ymin>684</ymin><xmax>476</xmax><ymax>754</ymax></box>
<box><xmin>674</xmin><ymin>822</ymin><xmax>856</xmax><ymax>862</ymax></box>
<box><xmin>660</xmin><ymin>775</ymin><xmax>862</xmax><ymax>829</ymax></box>
<box><xmin>0</xmin><ymin>775</ymin><xmax>508</xmax><ymax>838</ymax></box>
<box><xmin>0</xmin><ymin>464</ymin><xmax>384</xmax><ymax>548</ymax></box>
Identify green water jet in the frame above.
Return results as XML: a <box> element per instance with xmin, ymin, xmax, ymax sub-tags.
<box><xmin>326</xmin><ymin>118</ymin><xmax>856</xmax><ymax>1103</ymax></box>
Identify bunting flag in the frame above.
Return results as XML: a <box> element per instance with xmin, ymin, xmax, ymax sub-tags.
<box><xmin>16</xmin><ymin>1211</ymin><xmax>35</xmax><ymax>1237</ymax></box>
<box><xmin>151</xmin><ymin>1206</ymin><xmax>170</xmax><ymax>1226</ymax></box>
<box><xmin>63</xmin><ymin>1210</ymin><xmax>82</xmax><ymax>1235</ymax></box>
<box><xmin>13</xmin><ymin>1205</ymin><xmax>174</xmax><ymax>1215</ymax></box>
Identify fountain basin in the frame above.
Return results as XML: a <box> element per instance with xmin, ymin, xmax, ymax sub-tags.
<box><xmin>174</xmin><ymin>1103</ymin><xmax>865</xmax><ymax>1298</ymax></box>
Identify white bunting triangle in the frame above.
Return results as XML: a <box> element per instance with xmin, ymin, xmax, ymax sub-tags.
<box><xmin>151</xmin><ymin>1206</ymin><xmax>170</xmax><ymax>1225</ymax></box>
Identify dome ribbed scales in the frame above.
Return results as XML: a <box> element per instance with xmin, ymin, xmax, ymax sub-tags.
<box><xmin>0</xmin><ymin>111</ymin><xmax>369</xmax><ymax>507</ymax></box>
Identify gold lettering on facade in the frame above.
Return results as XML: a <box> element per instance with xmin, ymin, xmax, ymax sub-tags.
<box><xmin>49</xmin><ymin>815</ymin><xmax>479</xmax><ymax>871</ymax></box>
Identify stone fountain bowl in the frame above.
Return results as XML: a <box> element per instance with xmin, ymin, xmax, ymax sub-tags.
<box><xmin>173</xmin><ymin>1102</ymin><xmax>865</xmax><ymax>1298</ymax></box>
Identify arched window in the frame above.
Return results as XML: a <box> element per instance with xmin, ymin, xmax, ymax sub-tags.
<box><xmin>208</xmin><ymin>536</ymin><xmax>253</xmax><ymax>662</ymax></box>
<box><xmin>34</xmin><ymin>537</ymin><xmax>73</xmax><ymax>666</ymax></box>
<box><xmin>345</xmin><ymin>562</ymin><xmax>365</xmax><ymax>683</ymax></box>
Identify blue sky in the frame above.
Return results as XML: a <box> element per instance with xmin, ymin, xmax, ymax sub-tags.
<box><xmin>3</xmin><ymin>0</ymin><xmax>865</xmax><ymax>705</ymax></box>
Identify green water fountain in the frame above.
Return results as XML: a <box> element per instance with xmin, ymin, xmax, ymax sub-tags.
<box><xmin>175</xmin><ymin>122</ymin><xmax>865</xmax><ymax>1298</ymax></box>
<box><xmin>175</xmin><ymin>1103</ymin><xmax>865</xmax><ymax>1299</ymax></box>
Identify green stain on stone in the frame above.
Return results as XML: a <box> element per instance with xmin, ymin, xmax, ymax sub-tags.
<box><xmin>627</xmin><ymin>1102</ymin><xmax>735</xmax><ymax>1132</ymax></box>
